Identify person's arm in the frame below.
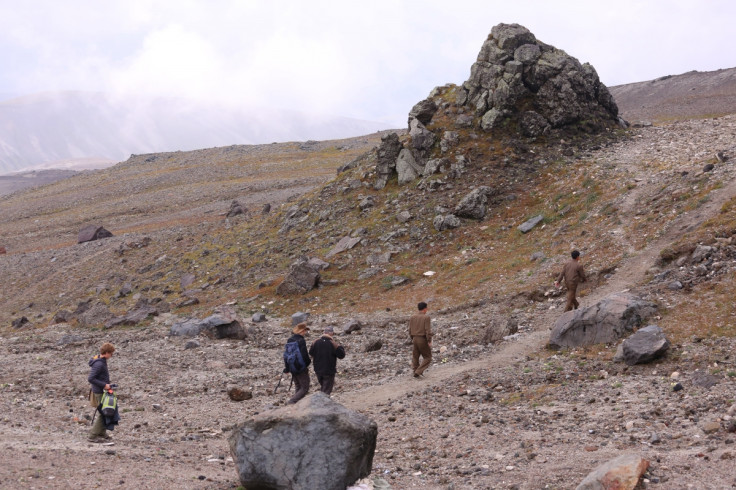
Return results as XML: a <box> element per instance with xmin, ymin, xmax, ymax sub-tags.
<box><xmin>299</xmin><ymin>339</ymin><xmax>311</xmax><ymax>367</ymax></box>
<box><xmin>579</xmin><ymin>264</ymin><xmax>587</xmax><ymax>283</ymax></box>
<box><xmin>308</xmin><ymin>342</ymin><xmax>315</xmax><ymax>359</ymax></box>
<box><xmin>425</xmin><ymin>317</ymin><xmax>433</xmax><ymax>345</ymax></box>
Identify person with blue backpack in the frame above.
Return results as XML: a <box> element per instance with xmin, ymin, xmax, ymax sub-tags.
<box><xmin>283</xmin><ymin>323</ymin><xmax>311</xmax><ymax>404</ymax></box>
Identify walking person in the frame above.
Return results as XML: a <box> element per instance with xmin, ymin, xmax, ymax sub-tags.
<box><xmin>87</xmin><ymin>342</ymin><xmax>115</xmax><ymax>442</ymax></box>
<box><xmin>309</xmin><ymin>326</ymin><xmax>346</xmax><ymax>395</ymax></box>
<box><xmin>408</xmin><ymin>301</ymin><xmax>432</xmax><ymax>378</ymax></box>
<box><xmin>555</xmin><ymin>249</ymin><xmax>587</xmax><ymax>311</ymax></box>
<box><xmin>283</xmin><ymin>323</ymin><xmax>311</xmax><ymax>404</ymax></box>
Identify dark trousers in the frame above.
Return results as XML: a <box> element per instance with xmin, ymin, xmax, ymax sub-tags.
<box><xmin>288</xmin><ymin>370</ymin><xmax>310</xmax><ymax>404</ymax></box>
<box><xmin>412</xmin><ymin>336</ymin><xmax>432</xmax><ymax>375</ymax></box>
<box><xmin>564</xmin><ymin>286</ymin><xmax>579</xmax><ymax>311</ymax></box>
<box><xmin>316</xmin><ymin>374</ymin><xmax>335</xmax><ymax>395</ymax></box>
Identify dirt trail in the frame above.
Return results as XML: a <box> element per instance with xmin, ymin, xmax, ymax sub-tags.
<box><xmin>343</xmin><ymin>170</ymin><xmax>736</xmax><ymax>410</ymax></box>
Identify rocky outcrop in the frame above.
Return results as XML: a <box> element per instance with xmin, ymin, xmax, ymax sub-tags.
<box><xmin>455</xmin><ymin>187</ymin><xmax>491</xmax><ymax>220</ymax></box>
<box><xmin>549</xmin><ymin>293</ymin><xmax>657</xmax><ymax>349</ymax></box>
<box><xmin>374</xmin><ymin>133</ymin><xmax>403</xmax><ymax>190</ymax></box>
<box><xmin>226</xmin><ymin>200</ymin><xmax>246</xmax><ymax>217</ymax></box>
<box><xmin>614</xmin><ymin>325</ymin><xmax>670</xmax><ymax>365</ymax></box>
<box><xmin>78</xmin><ymin>225</ymin><xmax>113</xmax><ymax>244</ymax></box>
<box><xmin>461</xmin><ymin>23</ymin><xmax>619</xmax><ymax>135</ymax></box>
<box><xmin>228</xmin><ymin>393</ymin><xmax>377</xmax><ymax>490</ymax></box>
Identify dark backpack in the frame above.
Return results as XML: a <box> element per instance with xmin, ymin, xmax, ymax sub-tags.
<box><xmin>283</xmin><ymin>340</ymin><xmax>306</xmax><ymax>374</ymax></box>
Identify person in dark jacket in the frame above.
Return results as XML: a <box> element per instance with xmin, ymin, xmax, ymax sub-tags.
<box><xmin>87</xmin><ymin>342</ymin><xmax>115</xmax><ymax>442</ymax></box>
<box><xmin>284</xmin><ymin>323</ymin><xmax>311</xmax><ymax>404</ymax></box>
<box><xmin>309</xmin><ymin>326</ymin><xmax>346</xmax><ymax>395</ymax></box>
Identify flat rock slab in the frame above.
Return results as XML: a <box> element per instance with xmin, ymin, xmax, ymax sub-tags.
<box><xmin>518</xmin><ymin>215</ymin><xmax>544</xmax><ymax>233</ymax></box>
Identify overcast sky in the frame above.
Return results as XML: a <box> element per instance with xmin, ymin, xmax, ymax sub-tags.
<box><xmin>1</xmin><ymin>0</ymin><xmax>733</xmax><ymax>126</ymax></box>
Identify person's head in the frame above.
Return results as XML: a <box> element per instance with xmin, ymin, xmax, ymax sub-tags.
<box><xmin>417</xmin><ymin>301</ymin><xmax>427</xmax><ymax>312</ymax></box>
<box><xmin>323</xmin><ymin>326</ymin><xmax>334</xmax><ymax>336</ymax></box>
<box><xmin>292</xmin><ymin>323</ymin><xmax>310</xmax><ymax>335</ymax></box>
<box><xmin>571</xmin><ymin>250</ymin><xmax>580</xmax><ymax>260</ymax></box>
<box><xmin>100</xmin><ymin>342</ymin><xmax>115</xmax><ymax>359</ymax></box>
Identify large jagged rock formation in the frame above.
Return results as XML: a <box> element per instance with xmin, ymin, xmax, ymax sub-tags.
<box><xmin>372</xmin><ymin>23</ymin><xmax>621</xmax><ymax>192</ymax></box>
<box><xmin>459</xmin><ymin>23</ymin><xmax>620</xmax><ymax>135</ymax></box>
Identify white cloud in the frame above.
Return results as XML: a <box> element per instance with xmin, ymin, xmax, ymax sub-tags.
<box><xmin>0</xmin><ymin>0</ymin><xmax>734</xmax><ymax>126</ymax></box>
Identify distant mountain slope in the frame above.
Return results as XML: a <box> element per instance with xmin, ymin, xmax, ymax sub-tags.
<box><xmin>0</xmin><ymin>91</ymin><xmax>391</xmax><ymax>174</ymax></box>
<box><xmin>610</xmin><ymin>67</ymin><xmax>736</xmax><ymax>122</ymax></box>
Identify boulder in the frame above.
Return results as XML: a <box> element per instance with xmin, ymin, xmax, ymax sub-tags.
<box><xmin>78</xmin><ymin>225</ymin><xmax>113</xmax><ymax>244</ymax></box>
<box><xmin>374</xmin><ymin>133</ymin><xmax>403</xmax><ymax>190</ymax></box>
<box><xmin>613</xmin><ymin>325</ymin><xmax>670</xmax><ymax>365</ymax></box>
<box><xmin>77</xmin><ymin>303</ymin><xmax>114</xmax><ymax>328</ymax></box>
<box><xmin>276</xmin><ymin>262</ymin><xmax>320</xmax><ymax>296</ymax></box>
<box><xmin>262</xmin><ymin>203</ymin><xmax>271</xmax><ymax>214</ymax></box>
<box><xmin>518</xmin><ymin>214</ymin><xmax>544</xmax><ymax>233</ymax></box>
<box><xmin>228</xmin><ymin>393</ymin><xmax>377</xmax><ymax>490</ymax></box>
<box><xmin>343</xmin><ymin>319</ymin><xmax>362</xmax><ymax>334</ymax></box>
<box><xmin>170</xmin><ymin>307</ymin><xmax>247</xmax><ymax>340</ymax></box>
<box><xmin>455</xmin><ymin>187</ymin><xmax>491</xmax><ymax>220</ymax></box>
<box><xmin>433</xmin><ymin>214</ymin><xmax>461</xmax><ymax>231</ymax></box>
<box><xmin>251</xmin><ymin>313</ymin><xmax>267</xmax><ymax>323</ymax></box>
<box><xmin>549</xmin><ymin>293</ymin><xmax>657</xmax><ymax>349</ymax></box>
<box><xmin>53</xmin><ymin>310</ymin><xmax>72</xmax><ymax>324</ymax></box>
<box><xmin>228</xmin><ymin>387</ymin><xmax>253</xmax><ymax>402</ymax></box>
<box><xmin>226</xmin><ymin>200</ymin><xmax>246</xmax><ymax>217</ymax></box>
<box><xmin>306</xmin><ymin>257</ymin><xmax>330</xmax><ymax>271</ymax></box>
<box><xmin>408</xmin><ymin>118</ymin><xmax>435</xmax><ymax>154</ymax></box>
<box><xmin>292</xmin><ymin>311</ymin><xmax>310</xmax><ymax>326</ymax></box>
<box><xmin>576</xmin><ymin>453</ymin><xmax>649</xmax><ymax>490</ymax></box>
<box><xmin>364</xmin><ymin>339</ymin><xmax>383</xmax><ymax>352</ymax></box>
<box><xmin>396</xmin><ymin>148</ymin><xmax>424</xmax><ymax>185</ymax></box>
<box><xmin>180</xmin><ymin>273</ymin><xmax>196</xmax><ymax>289</ymax></box>
<box><xmin>482</xmin><ymin>317</ymin><xmax>519</xmax><ymax>344</ymax></box>
<box><xmin>106</xmin><ymin>298</ymin><xmax>170</xmax><ymax>328</ymax></box>
<box><xmin>407</xmin><ymin>98</ymin><xmax>438</xmax><ymax>125</ymax></box>
<box><xmin>11</xmin><ymin>316</ymin><xmax>29</xmax><ymax>329</ymax></box>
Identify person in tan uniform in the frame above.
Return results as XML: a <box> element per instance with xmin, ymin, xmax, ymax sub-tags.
<box><xmin>555</xmin><ymin>250</ymin><xmax>587</xmax><ymax>311</ymax></box>
<box><xmin>408</xmin><ymin>301</ymin><xmax>432</xmax><ymax>377</ymax></box>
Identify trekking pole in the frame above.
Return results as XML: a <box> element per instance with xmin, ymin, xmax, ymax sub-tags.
<box><xmin>274</xmin><ymin>372</ymin><xmax>284</xmax><ymax>394</ymax></box>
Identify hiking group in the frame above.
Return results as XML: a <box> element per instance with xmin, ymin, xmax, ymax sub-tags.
<box><xmin>85</xmin><ymin>251</ymin><xmax>584</xmax><ymax>439</ymax></box>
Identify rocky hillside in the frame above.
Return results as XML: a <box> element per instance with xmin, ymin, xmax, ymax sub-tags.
<box><xmin>610</xmin><ymin>67</ymin><xmax>736</xmax><ymax>123</ymax></box>
<box><xmin>1</xmin><ymin>23</ymin><xmax>736</xmax><ymax>490</ymax></box>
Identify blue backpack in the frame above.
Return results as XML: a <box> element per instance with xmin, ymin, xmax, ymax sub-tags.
<box><xmin>283</xmin><ymin>340</ymin><xmax>306</xmax><ymax>374</ymax></box>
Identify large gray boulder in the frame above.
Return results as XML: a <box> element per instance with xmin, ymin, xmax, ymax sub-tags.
<box><xmin>276</xmin><ymin>262</ymin><xmax>320</xmax><ymax>296</ymax></box>
<box><xmin>396</xmin><ymin>148</ymin><xmax>424</xmax><ymax>185</ymax></box>
<box><xmin>614</xmin><ymin>325</ymin><xmax>670</xmax><ymax>365</ymax></box>
<box><xmin>408</xmin><ymin>98</ymin><xmax>438</xmax><ymax>125</ymax></box>
<box><xmin>78</xmin><ymin>225</ymin><xmax>113</xmax><ymax>244</ymax></box>
<box><xmin>374</xmin><ymin>132</ymin><xmax>403</xmax><ymax>190</ymax></box>
<box><xmin>325</xmin><ymin>236</ymin><xmax>361</xmax><ymax>259</ymax></box>
<box><xmin>229</xmin><ymin>393</ymin><xmax>377</xmax><ymax>490</ymax></box>
<box><xmin>409</xmin><ymin>118</ymin><xmax>435</xmax><ymax>155</ymax></box>
<box><xmin>549</xmin><ymin>293</ymin><xmax>657</xmax><ymax>349</ymax></box>
<box><xmin>169</xmin><ymin>307</ymin><xmax>247</xmax><ymax>340</ymax></box>
<box><xmin>433</xmin><ymin>214</ymin><xmax>461</xmax><ymax>231</ymax></box>
<box><xmin>460</xmin><ymin>23</ymin><xmax>618</xmax><ymax>134</ymax></box>
<box><xmin>454</xmin><ymin>187</ymin><xmax>491</xmax><ymax>220</ymax></box>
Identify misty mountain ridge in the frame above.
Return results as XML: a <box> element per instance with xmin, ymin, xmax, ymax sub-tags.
<box><xmin>0</xmin><ymin>91</ymin><xmax>391</xmax><ymax>174</ymax></box>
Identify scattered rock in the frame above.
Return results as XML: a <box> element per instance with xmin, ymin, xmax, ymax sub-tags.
<box><xmin>229</xmin><ymin>393</ymin><xmax>377</xmax><ymax>490</ymax></box>
<box><xmin>291</xmin><ymin>312</ymin><xmax>309</xmax><ymax>326</ymax></box>
<box><xmin>276</xmin><ymin>261</ymin><xmax>320</xmax><ymax>296</ymax></box>
<box><xmin>11</xmin><ymin>316</ymin><xmax>29</xmax><ymax>329</ymax></box>
<box><xmin>433</xmin><ymin>214</ymin><xmax>461</xmax><ymax>231</ymax></box>
<box><xmin>343</xmin><ymin>320</ymin><xmax>362</xmax><ymax>334</ymax></box>
<box><xmin>226</xmin><ymin>200</ymin><xmax>246</xmax><ymax>217</ymax></box>
<box><xmin>169</xmin><ymin>307</ymin><xmax>247</xmax><ymax>340</ymax></box>
<box><xmin>251</xmin><ymin>313</ymin><xmax>267</xmax><ymax>323</ymax></box>
<box><xmin>184</xmin><ymin>340</ymin><xmax>200</xmax><ymax>350</ymax></box>
<box><xmin>454</xmin><ymin>187</ymin><xmax>490</xmax><ymax>220</ymax></box>
<box><xmin>227</xmin><ymin>388</ymin><xmax>253</xmax><ymax>402</ymax></box>
<box><xmin>364</xmin><ymin>339</ymin><xmax>383</xmax><ymax>352</ymax></box>
<box><xmin>53</xmin><ymin>310</ymin><xmax>73</xmax><ymax>324</ymax></box>
<box><xmin>326</xmin><ymin>236</ymin><xmax>362</xmax><ymax>259</ymax></box>
<box><xmin>613</xmin><ymin>325</ymin><xmax>670</xmax><ymax>365</ymax></box>
<box><xmin>518</xmin><ymin>215</ymin><xmax>544</xmax><ymax>233</ymax></box>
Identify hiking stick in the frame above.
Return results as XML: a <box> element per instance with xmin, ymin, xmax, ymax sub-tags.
<box><xmin>273</xmin><ymin>372</ymin><xmax>284</xmax><ymax>394</ymax></box>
